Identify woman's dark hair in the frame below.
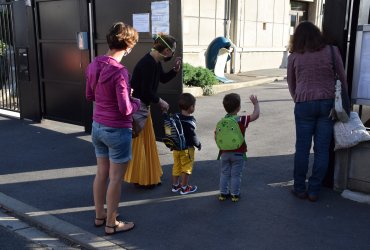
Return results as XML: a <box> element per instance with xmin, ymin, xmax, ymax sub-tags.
<box><xmin>289</xmin><ymin>21</ymin><xmax>326</xmax><ymax>53</ymax></box>
<box><xmin>223</xmin><ymin>93</ymin><xmax>240</xmax><ymax>114</ymax></box>
<box><xmin>178</xmin><ymin>93</ymin><xmax>196</xmax><ymax>111</ymax></box>
<box><xmin>153</xmin><ymin>33</ymin><xmax>176</xmax><ymax>52</ymax></box>
<box><xmin>106</xmin><ymin>22</ymin><xmax>138</xmax><ymax>50</ymax></box>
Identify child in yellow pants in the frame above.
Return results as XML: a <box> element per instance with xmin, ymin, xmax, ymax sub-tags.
<box><xmin>171</xmin><ymin>93</ymin><xmax>201</xmax><ymax>195</ymax></box>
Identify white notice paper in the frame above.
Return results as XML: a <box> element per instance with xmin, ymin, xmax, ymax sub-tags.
<box><xmin>151</xmin><ymin>1</ymin><xmax>169</xmax><ymax>35</ymax></box>
<box><xmin>357</xmin><ymin>32</ymin><xmax>370</xmax><ymax>100</ymax></box>
<box><xmin>133</xmin><ymin>13</ymin><xmax>150</xmax><ymax>33</ymax></box>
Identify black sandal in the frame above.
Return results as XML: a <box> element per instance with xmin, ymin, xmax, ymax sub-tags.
<box><xmin>94</xmin><ymin>213</ymin><xmax>120</xmax><ymax>227</ymax></box>
<box><xmin>105</xmin><ymin>221</ymin><xmax>135</xmax><ymax>235</ymax></box>
<box><xmin>94</xmin><ymin>218</ymin><xmax>106</xmax><ymax>227</ymax></box>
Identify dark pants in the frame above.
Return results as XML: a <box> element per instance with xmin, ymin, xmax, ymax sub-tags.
<box><xmin>293</xmin><ymin>99</ymin><xmax>335</xmax><ymax>196</ymax></box>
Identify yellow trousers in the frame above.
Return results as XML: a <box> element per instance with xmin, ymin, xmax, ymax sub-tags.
<box><xmin>123</xmin><ymin>114</ymin><xmax>163</xmax><ymax>185</ymax></box>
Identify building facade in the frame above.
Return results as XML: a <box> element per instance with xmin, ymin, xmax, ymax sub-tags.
<box><xmin>182</xmin><ymin>0</ymin><xmax>324</xmax><ymax>72</ymax></box>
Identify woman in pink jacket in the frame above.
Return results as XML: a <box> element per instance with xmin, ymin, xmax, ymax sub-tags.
<box><xmin>86</xmin><ymin>22</ymin><xmax>140</xmax><ymax>235</ymax></box>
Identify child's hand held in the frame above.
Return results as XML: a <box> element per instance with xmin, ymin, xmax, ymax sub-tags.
<box><xmin>249</xmin><ymin>95</ymin><xmax>258</xmax><ymax>105</ymax></box>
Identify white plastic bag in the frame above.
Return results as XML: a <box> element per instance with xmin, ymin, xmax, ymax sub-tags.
<box><xmin>334</xmin><ymin>112</ymin><xmax>370</xmax><ymax>150</ymax></box>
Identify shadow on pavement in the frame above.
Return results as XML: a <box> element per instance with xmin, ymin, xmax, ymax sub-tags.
<box><xmin>1</xmin><ymin>101</ymin><xmax>370</xmax><ymax>249</ymax></box>
<box><xmin>0</xmin><ymin>117</ymin><xmax>96</xmax><ymax>175</ymax></box>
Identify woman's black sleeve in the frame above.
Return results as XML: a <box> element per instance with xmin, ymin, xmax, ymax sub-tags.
<box><xmin>159</xmin><ymin>65</ymin><xmax>177</xmax><ymax>83</ymax></box>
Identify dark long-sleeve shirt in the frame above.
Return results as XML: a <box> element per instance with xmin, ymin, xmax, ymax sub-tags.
<box><xmin>179</xmin><ymin>114</ymin><xmax>201</xmax><ymax>149</ymax></box>
<box><xmin>131</xmin><ymin>53</ymin><xmax>177</xmax><ymax>106</ymax></box>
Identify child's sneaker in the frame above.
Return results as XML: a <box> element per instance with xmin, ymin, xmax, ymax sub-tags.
<box><xmin>231</xmin><ymin>194</ymin><xmax>240</xmax><ymax>202</ymax></box>
<box><xmin>171</xmin><ymin>183</ymin><xmax>182</xmax><ymax>193</ymax></box>
<box><xmin>218</xmin><ymin>193</ymin><xmax>230</xmax><ymax>201</ymax></box>
<box><xmin>180</xmin><ymin>185</ymin><xmax>197</xmax><ymax>195</ymax></box>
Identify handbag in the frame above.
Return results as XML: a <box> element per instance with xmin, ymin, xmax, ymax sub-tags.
<box><xmin>334</xmin><ymin>112</ymin><xmax>370</xmax><ymax>150</ymax></box>
<box><xmin>329</xmin><ymin>46</ymin><xmax>350</xmax><ymax>122</ymax></box>
<box><xmin>132</xmin><ymin>102</ymin><xmax>149</xmax><ymax>138</ymax></box>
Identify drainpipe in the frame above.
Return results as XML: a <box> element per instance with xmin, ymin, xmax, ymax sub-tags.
<box><xmin>225</xmin><ymin>0</ymin><xmax>237</xmax><ymax>73</ymax></box>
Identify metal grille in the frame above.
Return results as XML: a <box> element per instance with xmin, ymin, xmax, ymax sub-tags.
<box><xmin>0</xmin><ymin>2</ymin><xmax>19</xmax><ymax>112</ymax></box>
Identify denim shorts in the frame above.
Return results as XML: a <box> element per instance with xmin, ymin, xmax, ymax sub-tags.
<box><xmin>91</xmin><ymin>121</ymin><xmax>132</xmax><ymax>164</ymax></box>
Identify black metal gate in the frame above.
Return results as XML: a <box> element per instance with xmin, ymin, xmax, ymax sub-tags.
<box><xmin>34</xmin><ymin>0</ymin><xmax>90</xmax><ymax>126</ymax></box>
<box><xmin>3</xmin><ymin>0</ymin><xmax>183</xmax><ymax>134</ymax></box>
<box><xmin>0</xmin><ymin>2</ymin><xmax>19</xmax><ymax>113</ymax></box>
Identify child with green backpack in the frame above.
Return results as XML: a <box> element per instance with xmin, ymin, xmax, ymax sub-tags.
<box><xmin>215</xmin><ymin>93</ymin><xmax>260</xmax><ymax>202</ymax></box>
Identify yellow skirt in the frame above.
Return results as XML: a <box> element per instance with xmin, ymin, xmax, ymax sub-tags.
<box><xmin>123</xmin><ymin>114</ymin><xmax>163</xmax><ymax>185</ymax></box>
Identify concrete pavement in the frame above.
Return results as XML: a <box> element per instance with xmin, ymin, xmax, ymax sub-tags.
<box><xmin>1</xmin><ymin>69</ymin><xmax>370</xmax><ymax>249</ymax></box>
<box><xmin>0</xmin><ymin>208</ymin><xmax>77</xmax><ymax>249</ymax></box>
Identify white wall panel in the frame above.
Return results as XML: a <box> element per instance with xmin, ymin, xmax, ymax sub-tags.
<box><xmin>199</xmin><ymin>18</ymin><xmax>216</xmax><ymax>45</ymax></box>
<box><xmin>216</xmin><ymin>0</ymin><xmax>225</xmax><ymax>19</ymax></box>
<box><xmin>200</xmin><ymin>0</ymin><xmax>216</xmax><ymax>18</ymax></box>
<box><xmin>183</xmin><ymin>17</ymin><xmax>199</xmax><ymax>46</ymax></box>
<box><xmin>256</xmin><ymin>22</ymin><xmax>273</xmax><ymax>47</ymax></box>
<box><xmin>243</xmin><ymin>21</ymin><xmax>257</xmax><ymax>47</ymax></box>
<box><xmin>183</xmin><ymin>0</ymin><xmax>199</xmax><ymax>16</ymax></box>
<box><xmin>274</xmin><ymin>0</ymin><xmax>286</xmax><ymax>23</ymax></box>
<box><xmin>257</xmin><ymin>0</ymin><xmax>274</xmax><ymax>22</ymax></box>
<box><xmin>272</xmin><ymin>23</ymin><xmax>284</xmax><ymax>47</ymax></box>
<box><xmin>216</xmin><ymin>19</ymin><xmax>225</xmax><ymax>37</ymax></box>
<box><xmin>244</xmin><ymin>0</ymin><xmax>258</xmax><ymax>21</ymax></box>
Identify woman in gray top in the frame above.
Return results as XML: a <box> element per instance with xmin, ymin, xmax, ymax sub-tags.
<box><xmin>287</xmin><ymin>21</ymin><xmax>348</xmax><ymax>202</ymax></box>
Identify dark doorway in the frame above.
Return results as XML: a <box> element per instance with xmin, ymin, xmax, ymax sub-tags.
<box><xmin>34</xmin><ymin>0</ymin><xmax>90</xmax><ymax>126</ymax></box>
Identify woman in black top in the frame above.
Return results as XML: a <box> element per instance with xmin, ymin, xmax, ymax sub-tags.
<box><xmin>123</xmin><ymin>33</ymin><xmax>181</xmax><ymax>186</ymax></box>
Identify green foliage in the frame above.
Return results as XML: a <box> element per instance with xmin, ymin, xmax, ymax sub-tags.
<box><xmin>202</xmin><ymin>85</ymin><xmax>214</xmax><ymax>96</ymax></box>
<box><xmin>0</xmin><ymin>40</ymin><xmax>6</xmax><ymax>57</ymax></box>
<box><xmin>182</xmin><ymin>63</ymin><xmax>195</xmax><ymax>85</ymax></box>
<box><xmin>183</xmin><ymin>63</ymin><xmax>219</xmax><ymax>88</ymax></box>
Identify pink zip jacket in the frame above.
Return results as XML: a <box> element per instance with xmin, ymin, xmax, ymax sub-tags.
<box><xmin>86</xmin><ymin>55</ymin><xmax>140</xmax><ymax>128</ymax></box>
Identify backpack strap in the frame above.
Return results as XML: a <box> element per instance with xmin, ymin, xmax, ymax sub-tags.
<box><xmin>181</xmin><ymin>119</ymin><xmax>196</xmax><ymax>129</ymax></box>
<box><xmin>217</xmin><ymin>150</ymin><xmax>221</xmax><ymax>160</ymax></box>
<box><xmin>329</xmin><ymin>45</ymin><xmax>339</xmax><ymax>81</ymax></box>
<box><xmin>242</xmin><ymin>152</ymin><xmax>247</xmax><ymax>160</ymax></box>
<box><xmin>225</xmin><ymin>114</ymin><xmax>239</xmax><ymax>120</ymax></box>
<box><xmin>178</xmin><ymin>113</ymin><xmax>197</xmax><ymax>128</ymax></box>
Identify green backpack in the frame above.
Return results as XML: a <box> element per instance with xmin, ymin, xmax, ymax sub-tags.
<box><xmin>215</xmin><ymin>115</ymin><xmax>244</xmax><ymax>150</ymax></box>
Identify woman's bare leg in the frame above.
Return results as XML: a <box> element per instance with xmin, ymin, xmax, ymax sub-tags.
<box><xmin>106</xmin><ymin>162</ymin><xmax>127</xmax><ymax>227</ymax></box>
<box><xmin>93</xmin><ymin>157</ymin><xmax>110</xmax><ymax>221</ymax></box>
